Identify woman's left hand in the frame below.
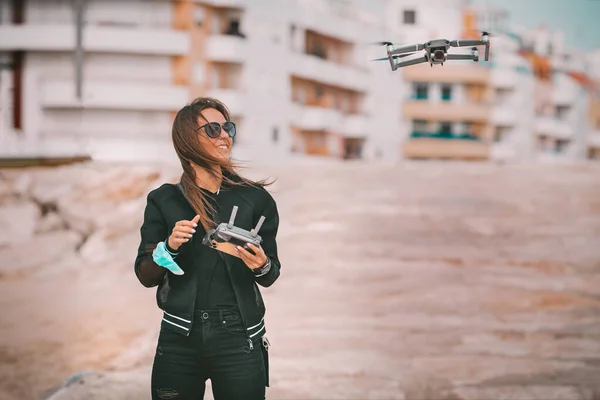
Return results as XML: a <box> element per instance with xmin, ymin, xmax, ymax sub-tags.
<box><xmin>235</xmin><ymin>242</ymin><xmax>268</xmax><ymax>270</ymax></box>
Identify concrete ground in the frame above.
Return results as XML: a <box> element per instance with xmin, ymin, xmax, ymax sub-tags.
<box><xmin>1</xmin><ymin>160</ymin><xmax>600</xmax><ymax>400</ymax></box>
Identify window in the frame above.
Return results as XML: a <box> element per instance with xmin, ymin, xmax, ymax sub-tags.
<box><xmin>441</xmin><ymin>84</ymin><xmax>452</xmax><ymax>101</ymax></box>
<box><xmin>412</xmin><ymin>119</ymin><xmax>428</xmax><ymax>132</ymax></box>
<box><xmin>315</xmin><ymin>85</ymin><xmax>324</xmax><ymax>98</ymax></box>
<box><xmin>413</xmin><ymin>82</ymin><xmax>428</xmax><ymax>100</ymax></box>
<box><xmin>463</xmin><ymin>122</ymin><xmax>473</xmax><ymax>135</ymax></box>
<box><xmin>194</xmin><ymin>7</ymin><xmax>204</xmax><ymax>26</ymax></box>
<box><xmin>439</xmin><ymin>121</ymin><xmax>452</xmax><ymax>134</ymax></box>
<box><xmin>290</xmin><ymin>24</ymin><xmax>296</xmax><ymax>51</ymax></box>
<box><xmin>493</xmin><ymin>127</ymin><xmax>503</xmax><ymax>142</ymax></box>
<box><xmin>555</xmin><ymin>139</ymin><xmax>569</xmax><ymax>153</ymax></box>
<box><xmin>403</xmin><ymin>10</ymin><xmax>416</xmax><ymax>25</ymax></box>
<box><xmin>494</xmin><ymin>126</ymin><xmax>510</xmax><ymax>142</ymax></box>
<box><xmin>556</xmin><ymin>105</ymin><xmax>570</xmax><ymax>119</ymax></box>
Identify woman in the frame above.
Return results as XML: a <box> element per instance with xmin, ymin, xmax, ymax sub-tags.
<box><xmin>134</xmin><ymin>97</ymin><xmax>281</xmax><ymax>400</ymax></box>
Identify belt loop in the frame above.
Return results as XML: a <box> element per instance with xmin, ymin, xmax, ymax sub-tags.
<box><xmin>219</xmin><ymin>309</ymin><xmax>224</xmax><ymax>321</ymax></box>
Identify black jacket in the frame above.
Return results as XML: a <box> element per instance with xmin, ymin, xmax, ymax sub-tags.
<box><xmin>134</xmin><ymin>174</ymin><xmax>281</xmax><ymax>347</ymax></box>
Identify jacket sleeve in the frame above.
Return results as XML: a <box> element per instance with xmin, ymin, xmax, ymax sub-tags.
<box><xmin>134</xmin><ymin>193</ymin><xmax>169</xmax><ymax>288</ymax></box>
<box><xmin>254</xmin><ymin>194</ymin><xmax>281</xmax><ymax>288</ymax></box>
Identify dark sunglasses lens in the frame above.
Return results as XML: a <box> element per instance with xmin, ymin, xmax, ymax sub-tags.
<box><xmin>205</xmin><ymin>122</ymin><xmax>221</xmax><ymax>138</ymax></box>
<box><xmin>223</xmin><ymin>122</ymin><xmax>236</xmax><ymax>138</ymax></box>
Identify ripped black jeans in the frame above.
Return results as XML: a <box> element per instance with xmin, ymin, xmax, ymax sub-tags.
<box><xmin>151</xmin><ymin>308</ymin><xmax>267</xmax><ymax>400</ymax></box>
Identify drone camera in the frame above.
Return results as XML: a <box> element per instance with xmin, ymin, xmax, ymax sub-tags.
<box><xmin>432</xmin><ymin>49</ymin><xmax>446</xmax><ymax>62</ymax></box>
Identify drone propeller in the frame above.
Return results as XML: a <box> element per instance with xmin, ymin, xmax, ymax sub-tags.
<box><xmin>370</xmin><ymin>41</ymin><xmax>394</xmax><ymax>46</ymax></box>
<box><xmin>371</xmin><ymin>53</ymin><xmax>417</xmax><ymax>61</ymax></box>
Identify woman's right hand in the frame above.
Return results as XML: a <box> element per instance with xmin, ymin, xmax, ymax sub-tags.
<box><xmin>167</xmin><ymin>215</ymin><xmax>200</xmax><ymax>251</ymax></box>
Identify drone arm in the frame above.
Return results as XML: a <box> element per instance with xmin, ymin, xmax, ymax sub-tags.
<box><xmin>389</xmin><ymin>43</ymin><xmax>424</xmax><ymax>56</ymax></box>
<box><xmin>449</xmin><ymin>39</ymin><xmax>485</xmax><ymax>47</ymax></box>
<box><xmin>393</xmin><ymin>54</ymin><xmax>429</xmax><ymax>70</ymax></box>
<box><xmin>446</xmin><ymin>53</ymin><xmax>478</xmax><ymax>61</ymax></box>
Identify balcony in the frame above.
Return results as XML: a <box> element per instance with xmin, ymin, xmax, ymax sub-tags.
<box><xmin>342</xmin><ymin>114</ymin><xmax>368</xmax><ymax>137</ymax></box>
<box><xmin>588</xmin><ymin>130</ymin><xmax>600</xmax><ymax>148</ymax></box>
<box><xmin>403</xmin><ymin>133</ymin><xmax>489</xmax><ymax>160</ymax></box>
<box><xmin>490</xmin><ymin>106</ymin><xmax>517</xmax><ymax>126</ymax></box>
<box><xmin>205</xmin><ymin>35</ymin><xmax>247</xmax><ymax>63</ymax></box>
<box><xmin>196</xmin><ymin>0</ymin><xmax>245</xmax><ymax>7</ymax></box>
<box><xmin>205</xmin><ymin>88</ymin><xmax>244</xmax><ymax>116</ymax></box>
<box><xmin>553</xmin><ymin>74</ymin><xmax>579</xmax><ymax>106</ymax></box>
<box><xmin>291</xmin><ymin>105</ymin><xmax>368</xmax><ymax>137</ymax></box>
<box><xmin>40</xmin><ymin>80</ymin><xmax>188</xmax><ymax>111</ymax></box>
<box><xmin>402</xmin><ymin>101</ymin><xmax>490</xmax><ymax>122</ymax></box>
<box><xmin>489</xmin><ymin>68</ymin><xmax>519</xmax><ymax>88</ymax></box>
<box><xmin>535</xmin><ymin>116</ymin><xmax>574</xmax><ymax>140</ymax></box>
<box><xmin>289</xmin><ymin>53</ymin><xmax>369</xmax><ymax>92</ymax></box>
<box><xmin>291</xmin><ymin>104</ymin><xmax>343</xmax><ymax>132</ymax></box>
<box><xmin>0</xmin><ymin>24</ymin><xmax>189</xmax><ymax>55</ymax></box>
<box><xmin>402</xmin><ymin>63</ymin><xmax>490</xmax><ymax>84</ymax></box>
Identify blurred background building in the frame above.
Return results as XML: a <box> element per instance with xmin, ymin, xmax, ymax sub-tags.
<box><xmin>0</xmin><ymin>0</ymin><xmax>598</xmax><ymax>165</ymax></box>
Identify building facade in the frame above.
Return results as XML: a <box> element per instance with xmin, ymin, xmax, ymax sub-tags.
<box><xmin>0</xmin><ymin>0</ymin><xmax>598</xmax><ymax>165</ymax></box>
<box><xmin>0</xmin><ymin>0</ymin><xmax>403</xmax><ymax>165</ymax></box>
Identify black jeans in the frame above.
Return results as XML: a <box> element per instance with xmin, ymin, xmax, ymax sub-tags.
<box><xmin>151</xmin><ymin>308</ymin><xmax>267</xmax><ymax>400</ymax></box>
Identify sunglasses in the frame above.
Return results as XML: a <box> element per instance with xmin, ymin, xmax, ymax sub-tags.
<box><xmin>198</xmin><ymin>121</ymin><xmax>236</xmax><ymax>139</ymax></box>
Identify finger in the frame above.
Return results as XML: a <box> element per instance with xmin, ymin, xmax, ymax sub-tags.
<box><xmin>177</xmin><ymin>221</ymin><xmax>196</xmax><ymax>228</ymax></box>
<box><xmin>235</xmin><ymin>246</ymin><xmax>256</xmax><ymax>266</ymax></box>
<box><xmin>175</xmin><ymin>226</ymin><xmax>196</xmax><ymax>235</ymax></box>
<box><xmin>192</xmin><ymin>215</ymin><xmax>200</xmax><ymax>225</ymax></box>
<box><xmin>246</xmin><ymin>243</ymin><xmax>265</xmax><ymax>257</ymax></box>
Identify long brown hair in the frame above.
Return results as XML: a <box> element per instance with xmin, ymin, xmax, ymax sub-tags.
<box><xmin>172</xmin><ymin>97</ymin><xmax>275</xmax><ymax>232</ymax></box>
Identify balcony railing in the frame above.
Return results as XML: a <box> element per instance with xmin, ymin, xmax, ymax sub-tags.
<box><xmin>403</xmin><ymin>101</ymin><xmax>490</xmax><ymax>122</ymax></box>
<box><xmin>40</xmin><ymin>80</ymin><xmax>187</xmax><ymax>111</ymax></box>
<box><xmin>535</xmin><ymin>116</ymin><xmax>574</xmax><ymax>140</ymax></box>
<box><xmin>205</xmin><ymin>88</ymin><xmax>244</xmax><ymax>116</ymax></box>
<box><xmin>402</xmin><ymin>63</ymin><xmax>490</xmax><ymax>84</ymax></box>
<box><xmin>290</xmin><ymin>53</ymin><xmax>369</xmax><ymax>92</ymax></box>
<box><xmin>403</xmin><ymin>134</ymin><xmax>490</xmax><ymax>160</ymax></box>
<box><xmin>491</xmin><ymin>106</ymin><xmax>517</xmax><ymax>126</ymax></box>
<box><xmin>409</xmin><ymin>131</ymin><xmax>481</xmax><ymax>141</ymax></box>
<box><xmin>588</xmin><ymin>130</ymin><xmax>600</xmax><ymax>148</ymax></box>
<box><xmin>0</xmin><ymin>24</ymin><xmax>189</xmax><ymax>55</ymax></box>
<box><xmin>489</xmin><ymin>68</ymin><xmax>519</xmax><ymax>88</ymax></box>
<box><xmin>553</xmin><ymin>74</ymin><xmax>579</xmax><ymax>106</ymax></box>
<box><xmin>205</xmin><ymin>35</ymin><xmax>246</xmax><ymax>63</ymax></box>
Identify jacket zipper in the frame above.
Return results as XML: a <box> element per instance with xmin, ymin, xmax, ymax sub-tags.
<box><xmin>176</xmin><ymin>183</ymin><xmax>254</xmax><ymax>345</ymax></box>
<box><xmin>175</xmin><ymin>183</ymin><xmax>196</xmax><ymax>337</ymax></box>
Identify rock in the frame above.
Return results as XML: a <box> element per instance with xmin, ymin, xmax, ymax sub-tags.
<box><xmin>0</xmin><ymin>201</ymin><xmax>40</xmax><ymax>247</ymax></box>
<box><xmin>0</xmin><ymin>230</ymin><xmax>82</xmax><ymax>277</ymax></box>
<box><xmin>11</xmin><ymin>172</ymin><xmax>33</xmax><ymax>198</ymax></box>
<box><xmin>0</xmin><ymin>178</ymin><xmax>15</xmax><ymax>205</ymax></box>
<box><xmin>36</xmin><ymin>211</ymin><xmax>67</xmax><ymax>234</ymax></box>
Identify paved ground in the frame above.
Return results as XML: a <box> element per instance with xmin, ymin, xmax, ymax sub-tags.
<box><xmin>1</xmin><ymin>160</ymin><xmax>600</xmax><ymax>400</ymax></box>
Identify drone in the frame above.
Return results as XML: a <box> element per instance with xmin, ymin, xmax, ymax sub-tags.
<box><xmin>372</xmin><ymin>32</ymin><xmax>491</xmax><ymax>71</ymax></box>
<box><xmin>202</xmin><ymin>205</ymin><xmax>266</xmax><ymax>259</ymax></box>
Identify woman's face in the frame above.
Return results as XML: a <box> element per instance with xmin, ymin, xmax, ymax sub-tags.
<box><xmin>196</xmin><ymin>108</ymin><xmax>233</xmax><ymax>161</ymax></box>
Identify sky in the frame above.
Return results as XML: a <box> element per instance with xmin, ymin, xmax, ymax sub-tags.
<box><xmin>469</xmin><ymin>0</ymin><xmax>600</xmax><ymax>51</ymax></box>
<box><xmin>357</xmin><ymin>0</ymin><xmax>600</xmax><ymax>52</ymax></box>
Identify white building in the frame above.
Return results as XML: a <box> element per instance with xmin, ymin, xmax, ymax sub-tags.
<box><xmin>0</xmin><ymin>0</ymin><xmax>597</xmax><ymax>165</ymax></box>
<box><xmin>0</xmin><ymin>0</ymin><xmax>405</xmax><ymax>165</ymax></box>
